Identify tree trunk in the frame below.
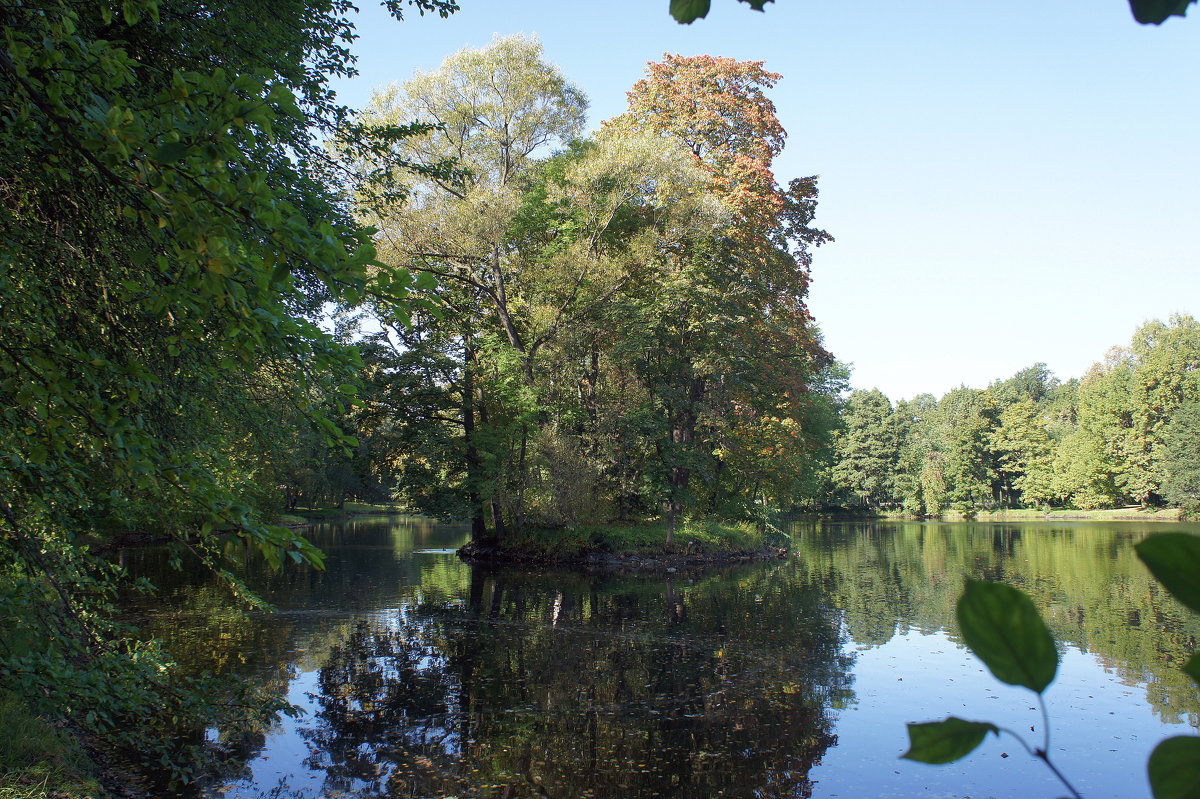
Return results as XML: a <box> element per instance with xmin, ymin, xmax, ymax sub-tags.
<box><xmin>665</xmin><ymin>374</ymin><xmax>705</xmax><ymax>548</ymax></box>
<box><xmin>463</xmin><ymin>338</ymin><xmax>488</xmax><ymax>541</ymax></box>
<box><xmin>515</xmin><ymin>423</ymin><xmax>528</xmax><ymax>535</ymax></box>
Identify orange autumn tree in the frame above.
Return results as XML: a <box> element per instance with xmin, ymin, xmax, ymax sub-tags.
<box><xmin>606</xmin><ymin>55</ymin><xmax>838</xmax><ymax>539</ymax></box>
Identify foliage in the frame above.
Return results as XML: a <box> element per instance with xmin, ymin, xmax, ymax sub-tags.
<box><xmin>0</xmin><ymin>0</ymin><xmax>456</xmax><ymax>784</ymax></box>
<box><xmin>827</xmin><ymin>316</ymin><xmax>1200</xmax><ymax>517</ymax></box>
<box><xmin>1159</xmin><ymin>402</ymin><xmax>1200</xmax><ymax>515</ymax></box>
<box><xmin>357</xmin><ymin>42</ymin><xmax>838</xmax><ymax>545</ymax></box>
<box><xmin>467</xmin><ymin>517</ymin><xmax>771</xmax><ymax>559</ymax></box>
<box><xmin>905</xmin><ymin>531</ymin><xmax>1200</xmax><ymax>799</ymax></box>
<box><xmin>902</xmin><ymin>717</ymin><xmax>998</xmax><ymax>765</ymax></box>
<box><xmin>829</xmin><ymin>389</ymin><xmax>899</xmax><ymax>509</ymax></box>
<box><xmin>1132</xmin><ymin>0</ymin><xmax>1199</xmax><ymax>23</ymax></box>
<box><xmin>956</xmin><ymin>580</ymin><xmax>1058</xmax><ymax>693</ymax></box>
<box><xmin>668</xmin><ymin>0</ymin><xmax>1196</xmax><ymax>25</ymax></box>
<box><xmin>606</xmin><ymin>53</ymin><xmax>835</xmax><ymax>540</ymax></box>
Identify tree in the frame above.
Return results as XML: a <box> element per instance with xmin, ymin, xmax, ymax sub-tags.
<box><xmin>1159</xmin><ymin>400</ymin><xmax>1200</xmax><ymax>515</ymax></box>
<box><xmin>830</xmin><ymin>389</ymin><xmax>900</xmax><ymax>510</ymax></box>
<box><xmin>359</xmin><ymin>39</ymin><xmax>727</xmax><ymax>538</ymax></box>
<box><xmin>989</xmin><ymin>363</ymin><xmax>1059</xmax><ymax>408</ymax></box>
<box><xmin>608</xmin><ymin>54</ymin><xmax>834</xmax><ymax>541</ymax></box>
<box><xmin>1</xmin><ymin>0</ymin><xmax>454</xmax><ymax>781</ymax></box>
<box><xmin>1059</xmin><ymin>317</ymin><xmax>1200</xmax><ymax>507</ymax></box>
<box><xmin>359</xmin><ymin>35</ymin><xmax>588</xmax><ymax>538</ymax></box>
<box><xmin>990</xmin><ymin>399</ymin><xmax>1056</xmax><ymax>507</ymax></box>
<box><xmin>934</xmin><ymin>388</ymin><xmax>1000</xmax><ymax>511</ymax></box>
<box><xmin>892</xmin><ymin>394</ymin><xmax>940</xmax><ymax>516</ymax></box>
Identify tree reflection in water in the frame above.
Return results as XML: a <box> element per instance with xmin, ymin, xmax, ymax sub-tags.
<box><xmin>302</xmin><ymin>565</ymin><xmax>854</xmax><ymax>798</ymax></box>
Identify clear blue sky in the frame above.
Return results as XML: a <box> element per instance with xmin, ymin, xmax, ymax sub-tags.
<box><xmin>330</xmin><ymin>0</ymin><xmax>1200</xmax><ymax>401</ymax></box>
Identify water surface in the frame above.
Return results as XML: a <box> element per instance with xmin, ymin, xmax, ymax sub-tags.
<box><xmin>125</xmin><ymin>518</ymin><xmax>1200</xmax><ymax>798</ymax></box>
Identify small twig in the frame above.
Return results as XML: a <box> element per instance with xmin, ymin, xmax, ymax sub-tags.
<box><xmin>997</xmin><ymin>722</ymin><xmax>1084</xmax><ymax>799</ymax></box>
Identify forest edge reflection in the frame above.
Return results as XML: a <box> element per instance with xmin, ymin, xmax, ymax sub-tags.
<box><xmin>121</xmin><ymin>517</ymin><xmax>1200</xmax><ymax>797</ymax></box>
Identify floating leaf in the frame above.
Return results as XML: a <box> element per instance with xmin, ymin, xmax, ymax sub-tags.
<box><xmin>1129</xmin><ymin>0</ymin><xmax>1196</xmax><ymax>24</ymax></box>
<box><xmin>1136</xmin><ymin>533</ymin><xmax>1200</xmax><ymax>614</ymax></box>
<box><xmin>1148</xmin><ymin>736</ymin><xmax>1200</xmax><ymax>799</ymax></box>
<box><xmin>957</xmin><ymin>580</ymin><xmax>1058</xmax><ymax>694</ymax></box>
<box><xmin>902</xmin><ymin>717</ymin><xmax>998</xmax><ymax>764</ymax></box>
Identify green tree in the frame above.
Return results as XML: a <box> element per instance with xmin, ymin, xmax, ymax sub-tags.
<box><xmin>990</xmin><ymin>399</ymin><xmax>1057</xmax><ymax>508</ymax></box>
<box><xmin>608</xmin><ymin>54</ymin><xmax>834</xmax><ymax>541</ymax></box>
<box><xmin>1128</xmin><ymin>315</ymin><xmax>1200</xmax><ymax>502</ymax></box>
<box><xmin>1</xmin><ymin>0</ymin><xmax>454</xmax><ymax>781</ymax></box>
<box><xmin>935</xmin><ymin>387</ymin><xmax>1000</xmax><ymax>511</ymax></box>
<box><xmin>1159</xmin><ymin>400</ymin><xmax>1200</xmax><ymax>515</ymax></box>
<box><xmin>831</xmin><ymin>389</ymin><xmax>900</xmax><ymax>510</ymax></box>
<box><xmin>1062</xmin><ymin>317</ymin><xmax>1200</xmax><ymax>507</ymax></box>
<box><xmin>989</xmin><ymin>362</ymin><xmax>1059</xmax><ymax>407</ymax></box>
<box><xmin>892</xmin><ymin>394</ymin><xmax>940</xmax><ymax>516</ymax></box>
<box><xmin>359</xmin><ymin>39</ymin><xmax>726</xmax><ymax>537</ymax></box>
<box><xmin>359</xmin><ymin>34</ymin><xmax>588</xmax><ymax>538</ymax></box>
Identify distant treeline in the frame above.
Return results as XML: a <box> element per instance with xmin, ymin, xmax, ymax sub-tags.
<box><xmin>826</xmin><ymin>314</ymin><xmax>1200</xmax><ymax>516</ymax></box>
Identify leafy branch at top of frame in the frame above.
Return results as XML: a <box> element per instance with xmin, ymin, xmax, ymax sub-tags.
<box><xmin>669</xmin><ymin>0</ymin><xmax>1195</xmax><ymax>26</ymax></box>
<box><xmin>903</xmin><ymin>533</ymin><xmax>1200</xmax><ymax>799</ymax></box>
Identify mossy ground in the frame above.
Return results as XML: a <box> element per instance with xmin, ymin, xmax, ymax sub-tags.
<box><xmin>466</xmin><ymin>518</ymin><xmax>778</xmax><ymax>561</ymax></box>
<box><xmin>281</xmin><ymin>501</ymin><xmax>405</xmax><ymax>525</ymax></box>
<box><xmin>0</xmin><ymin>693</ymin><xmax>105</xmax><ymax>799</ymax></box>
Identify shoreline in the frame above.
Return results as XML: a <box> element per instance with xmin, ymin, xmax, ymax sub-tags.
<box><xmin>872</xmin><ymin>507</ymin><xmax>1185</xmax><ymax>523</ymax></box>
<box><xmin>456</xmin><ymin>539</ymin><xmax>789</xmax><ymax>572</ymax></box>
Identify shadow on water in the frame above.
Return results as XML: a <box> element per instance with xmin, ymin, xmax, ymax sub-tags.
<box><xmin>299</xmin><ymin>564</ymin><xmax>852</xmax><ymax>799</ymax></box>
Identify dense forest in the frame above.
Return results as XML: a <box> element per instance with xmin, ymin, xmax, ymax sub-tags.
<box><xmin>826</xmin><ymin>314</ymin><xmax>1200</xmax><ymax>516</ymax></box>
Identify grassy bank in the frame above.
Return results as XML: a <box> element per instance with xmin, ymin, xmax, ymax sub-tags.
<box><xmin>463</xmin><ymin>518</ymin><xmax>780</xmax><ymax>562</ymax></box>
<box><xmin>0</xmin><ymin>693</ymin><xmax>105</xmax><ymax>799</ymax></box>
<box><xmin>877</xmin><ymin>507</ymin><xmax>1185</xmax><ymax>523</ymax></box>
<box><xmin>279</xmin><ymin>501</ymin><xmax>407</xmax><ymax>525</ymax></box>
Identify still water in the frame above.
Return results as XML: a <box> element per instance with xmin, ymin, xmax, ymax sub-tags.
<box><xmin>124</xmin><ymin>518</ymin><xmax>1200</xmax><ymax>799</ymax></box>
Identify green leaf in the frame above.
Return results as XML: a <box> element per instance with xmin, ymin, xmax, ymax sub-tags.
<box><xmin>1129</xmin><ymin>0</ymin><xmax>1196</xmax><ymax>24</ymax></box>
<box><xmin>670</xmin><ymin>0</ymin><xmax>711</xmax><ymax>24</ymax></box>
<box><xmin>122</xmin><ymin>0</ymin><xmax>142</xmax><ymax>25</ymax></box>
<box><xmin>1148</xmin><ymin>736</ymin><xmax>1200</xmax><ymax>799</ymax></box>
<box><xmin>957</xmin><ymin>580</ymin><xmax>1058</xmax><ymax>693</ymax></box>
<box><xmin>902</xmin><ymin>717</ymin><xmax>999</xmax><ymax>764</ymax></box>
<box><xmin>1137</xmin><ymin>533</ymin><xmax>1200</xmax><ymax>613</ymax></box>
<box><xmin>739</xmin><ymin>0</ymin><xmax>774</xmax><ymax>10</ymax></box>
<box><xmin>1184</xmin><ymin>653</ymin><xmax>1200</xmax><ymax>687</ymax></box>
<box><xmin>152</xmin><ymin>141</ymin><xmax>188</xmax><ymax>163</ymax></box>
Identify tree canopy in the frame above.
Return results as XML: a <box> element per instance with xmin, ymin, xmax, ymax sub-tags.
<box><xmin>824</xmin><ymin>316</ymin><xmax>1200</xmax><ymax>515</ymax></box>
<box><xmin>352</xmin><ymin>41</ymin><xmax>839</xmax><ymax>544</ymax></box>
<box><xmin>1</xmin><ymin>0</ymin><xmax>456</xmax><ymax>782</ymax></box>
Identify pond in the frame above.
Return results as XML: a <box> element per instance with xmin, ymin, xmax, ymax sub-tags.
<box><xmin>121</xmin><ymin>518</ymin><xmax>1200</xmax><ymax>799</ymax></box>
